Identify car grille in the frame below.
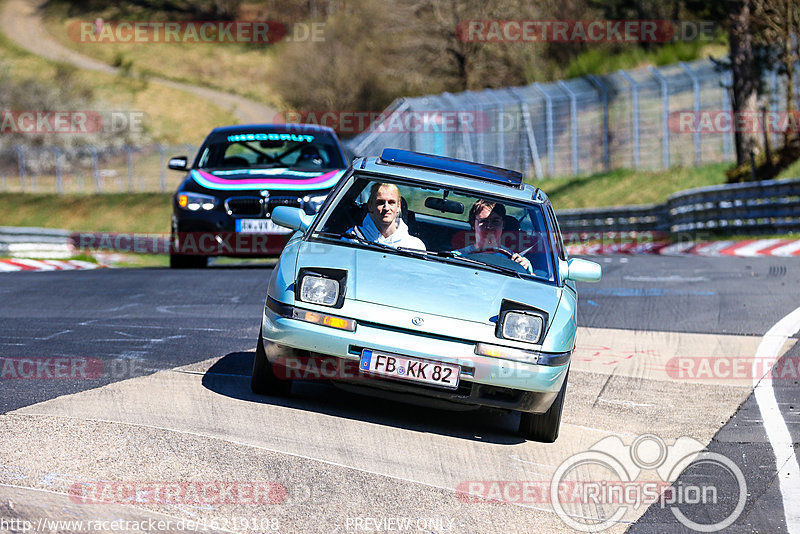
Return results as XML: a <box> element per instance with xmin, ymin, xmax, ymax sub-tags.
<box><xmin>225</xmin><ymin>197</ymin><xmax>263</xmax><ymax>216</ymax></box>
<box><xmin>265</xmin><ymin>197</ymin><xmax>302</xmax><ymax>215</ymax></box>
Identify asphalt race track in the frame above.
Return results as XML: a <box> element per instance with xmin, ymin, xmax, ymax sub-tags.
<box><xmin>1</xmin><ymin>255</ymin><xmax>799</xmax><ymax>533</ymax></box>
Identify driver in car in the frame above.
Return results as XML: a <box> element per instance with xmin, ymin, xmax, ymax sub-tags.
<box><xmin>456</xmin><ymin>200</ymin><xmax>532</xmax><ymax>271</ymax></box>
<box><xmin>348</xmin><ymin>183</ymin><xmax>426</xmax><ymax>251</ymax></box>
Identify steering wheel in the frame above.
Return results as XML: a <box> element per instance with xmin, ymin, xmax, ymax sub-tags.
<box><xmin>466</xmin><ymin>247</ymin><xmax>533</xmax><ymax>274</ymax></box>
<box><xmin>470</xmin><ymin>247</ymin><xmax>515</xmax><ymax>258</ymax></box>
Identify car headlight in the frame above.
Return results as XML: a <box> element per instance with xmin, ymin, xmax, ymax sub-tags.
<box><xmin>302</xmin><ymin>194</ymin><xmax>328</xmax><ymax>213</ymax></box>
<box><xmin>177</xmin><ymin>192</ymin><xmax>216</xmax><ymax>211</ymax></box>
<box><xmin>499</xmin><ymin>311</ymin><xmax>544</xmax><ymax>344</ymax></box>
<box><xmin>299</xmin><ymin>275</ymin><xmax>339</xmax><ymax>307</ymax></box>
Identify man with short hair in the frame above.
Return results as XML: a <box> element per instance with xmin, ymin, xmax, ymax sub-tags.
<box><xmin>457</xmin><ymin>199</ymin><xmax>531</xmax><ymax>271</ymax></box>
<box><xmin>348</xmin><ymin>182</ymin><xmax>426</xmax><ymax>250</ymax></box>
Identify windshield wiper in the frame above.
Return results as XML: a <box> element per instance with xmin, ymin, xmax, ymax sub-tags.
<box><xmin>314</xmin><ymin>231</ymin><xmax>427</xmax><ymax>258</ymax></box>
<box><xmin>423</xmin><ymin>250</ymin><xmax>525</xmax><ymax>278</ymax></box>
<box><xmin>314</xmin><ymin>232</ymin><xmax>522</xmax><ymax>277</ymax></box>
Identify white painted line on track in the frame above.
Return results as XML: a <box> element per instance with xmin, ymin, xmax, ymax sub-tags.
<box><xmin>753</xmin><ymin>306</ymin><xmax>800</xmax><ymax>534</ymax></box>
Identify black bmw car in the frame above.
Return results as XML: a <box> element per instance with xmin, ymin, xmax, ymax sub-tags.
<box><xmin>168</xmin><ymin>124</ymin><xmax>348</xmax><ymax>268</ymax></box>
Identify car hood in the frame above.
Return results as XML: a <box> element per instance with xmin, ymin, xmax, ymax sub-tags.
<box><xmin>297</xmin><ymin>241</ymin><xmax>562</xmax><ymax>324</ymax></box>
<box><xmin>189</xmin><ymin>168</ymin><xmax>345</xmax><ymax>192</ymax></box>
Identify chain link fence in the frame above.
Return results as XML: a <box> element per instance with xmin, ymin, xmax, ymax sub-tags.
<box><xmin>2</xmin><ymin>57</ymin><xmax>796</xmax><ymax>192</ymax></box>
<box><xmin>348</xmin><ymin>58</ymin><xmax>796</xmax><ymax>178</ymax></box>
<box><xmin>0</xmin><ymin>144</ymin><xmax>196</xmax><ymax>194</ymax></box>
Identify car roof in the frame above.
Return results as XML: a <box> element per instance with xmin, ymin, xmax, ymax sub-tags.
<box><xmin>354</xmin><ymin>150</ymin><xmax>546</xmax><ymax>204</ymax></box>
<box><xmin>206</xmin><ymin>123</ymin><xmax>339</xmax><ymax>139</ymax></box>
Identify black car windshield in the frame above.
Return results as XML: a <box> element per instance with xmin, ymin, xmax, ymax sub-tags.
<box><xmin>312</xmin><ymin>176</ymin><xmax>558</xmax><ymax>282</ymax></box>
<box><xmin>195</xmin><ymin>132</ymin><xmax>345</xmax><ymax>171</ymax></box>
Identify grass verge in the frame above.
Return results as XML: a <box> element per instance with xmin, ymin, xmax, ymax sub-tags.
<box><xmin>0</xmin><ymin>193</ymin><xmax>172</xmax><ymax>233</ymax></box>
<box><xmin>41</xmin><ymin>3</ymin><xmax>281</xmax><ymax>110</ymax></box>
<box><xmin>538</xmin><ymin>163</ymin><xmax>731</xmax><ymax>210</ymax></box>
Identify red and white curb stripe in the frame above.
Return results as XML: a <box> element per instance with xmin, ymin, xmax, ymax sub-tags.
<box><xmin>0</xmin><ymin>259</ymin><xmax>104</xmax><ymax>272</ymax></box>
<box><xmin>567</xmin><ymin>238</ymin><xmax>800</xmax><ymax>257</ymax></box>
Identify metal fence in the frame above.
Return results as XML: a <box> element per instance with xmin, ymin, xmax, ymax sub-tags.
<box><xmin>0</xmin><ymin>144</ymin><xmax>196</xmax><ymax>194</ymax></box>
<box><xmin>557</xmin><ymin>177</ymin><xmax>800</xmax><ymax>236</ymax></box>
<box><xmin>348</xmin><ymin>58</ymin><xmax>798</xmax><ymax>178</ymax></box>
<box><xmin>2</xmin><ymin>57</ymin><xmax>797</xmax><ymax>193</ymax></box>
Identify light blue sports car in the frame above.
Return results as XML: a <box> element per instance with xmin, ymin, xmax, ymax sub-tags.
<box><xmin>252</xmin><ymin>149</ymin><xmax>601</xmax><ymax>442</ymax></box>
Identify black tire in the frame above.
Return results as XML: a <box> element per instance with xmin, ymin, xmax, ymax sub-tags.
<box><xmin>251</xmin><ymin>331</ymin><xmax>292</xmax><ymax>396</ymax></box>
<box><xmin>169</xmin><ymin>254</ymin><xmax>208</xmax><ymax>269</ymax></box>
<box><xmin>518</xmin><ymin>369</ymin><xmax>569</xmax><ymax>443</ymax></box>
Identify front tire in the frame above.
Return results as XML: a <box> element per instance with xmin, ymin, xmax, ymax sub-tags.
<box><xmin>518</xmin><ymin>368</ymin><xmax>569</xmax><ymax>443</ymax></box>
<box><xmin>251</xmin><ymin>331</ymin><xmax>292</xmax><ymax>396</ymax></box>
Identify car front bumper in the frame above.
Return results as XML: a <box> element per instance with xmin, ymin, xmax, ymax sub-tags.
<box><xmin>261</xmin><ymin>300</ymin><xmax>570</xmax><ymax>414</ymax></box>
<box><xmin>172</xmin><ymin>213</ymin><xmax>290</xmax><ymax>256</ymax></box>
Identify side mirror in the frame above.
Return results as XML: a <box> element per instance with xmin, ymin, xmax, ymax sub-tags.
<box><xmin>565</xmin><ymin>258</ymin><xmax>602</xmax><ymax>282</ymax></box>
<box><xmin>271</xmin><ymin>206</ymin><xmax>313</xmax><ymax>232</ymax></box>
<box><xmin>168</xmin><ymin>156</ymin><xmax>188</xmax><ymax>170</ymax></box>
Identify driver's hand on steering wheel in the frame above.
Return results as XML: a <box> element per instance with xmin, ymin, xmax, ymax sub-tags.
<box><xmin>511</xmin><ymin>252</ymin><xmax>531</xmax><ymax>271</ymax></box>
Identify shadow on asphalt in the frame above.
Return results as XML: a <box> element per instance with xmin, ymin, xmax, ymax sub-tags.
<box><xmin>201</xmin><ymin>351</ymin><xmax>525</xmax><ymax>445</ymax></box>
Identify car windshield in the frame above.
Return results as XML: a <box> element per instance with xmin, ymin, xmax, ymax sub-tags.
<box><xmin>195</xmin><ymin>132</ymin><xmax>345</xmax><ymax>171</ymax></box>
<box><xmin>312</xmin><ymin>176</ymin><xmax>558</xmax><ymax>282</ymax></box>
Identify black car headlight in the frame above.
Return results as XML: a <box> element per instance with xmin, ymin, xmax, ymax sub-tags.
<box><xmin>296</xmin><ymin>268</ymin><xmax>347</xmax><ymax>308</ymax></box>
<box><xmin>499</xmin><ymin>310</ymin><xmax>545</xmax><ymax>344</ymax></box>
<box><xmin>177</xmin><ymin>192</ymin><xmax>216</xmax><ymax>211</ymax></box>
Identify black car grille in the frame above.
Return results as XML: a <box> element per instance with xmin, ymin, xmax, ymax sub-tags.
<box><xmin>226</xmin><ymin>197</ymin><xmax>263</xmax><ymax>216</ymax></box>
<box><xmin>265</xmin><ymin>197</ymin><xmax>302</xmax><ymax>215</ymax></box>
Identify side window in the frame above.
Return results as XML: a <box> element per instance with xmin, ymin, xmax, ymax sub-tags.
<box><xmin>545</xmin><ymin>204</ymin><xmax>566</xmax><ymax>260</ymax></box>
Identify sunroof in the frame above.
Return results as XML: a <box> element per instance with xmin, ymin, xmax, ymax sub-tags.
<box><xmin>379</xmin><ymin>148</ymin><xmax>524</xmax><ymax>189</ymax></box>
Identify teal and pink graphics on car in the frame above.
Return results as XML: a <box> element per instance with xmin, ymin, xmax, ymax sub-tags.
<box><xmin>190</xmin><ymin>168</ymin><xmax>346</xmax><ymax>191</ymax></box>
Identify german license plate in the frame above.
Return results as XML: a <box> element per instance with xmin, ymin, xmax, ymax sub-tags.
<box><xmin>359</xmin><ymin>349</ymin><xmax>460</xmax><ymax>389</ymax></box>
<box><xmin>235</xmin><ymin>218</ymin><xmax>292</xmax><ymax>234</ymax></box>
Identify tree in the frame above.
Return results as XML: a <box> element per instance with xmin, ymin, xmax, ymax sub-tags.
<box><xmin>727</xmin><ymin>0</ymin><xmax>761</xmax><ymax>166</ymax></box>
<box><xmin>751</xmin><ymin>0</ymin><xmax>800</xmax><ymax>146</ymax></box>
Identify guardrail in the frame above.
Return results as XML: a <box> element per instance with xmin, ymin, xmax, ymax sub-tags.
<box><xmin>0</xmin><ymin>226</ymin><xmax>72</xmax><ymax>258</ymax></box>
<box><xmin>556</xmin><ymin>177</ymin><xmax>800</xmax><ymax>236</ymax></box>
<box><xmin>2</xmin><ymin>178</ymin><xmax>798</xmax><ymax>259</ymax></box>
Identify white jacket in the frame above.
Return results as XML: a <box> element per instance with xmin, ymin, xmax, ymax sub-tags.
<box><xmin>350</xmin><ymin>214</ymin><xmax>426</xmax><ymax>251</ymax></box>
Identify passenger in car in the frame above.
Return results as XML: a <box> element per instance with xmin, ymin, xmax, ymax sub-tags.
<box><xmin>455</xmin><ymin>200</ymin><xmax>532</xmax><ymax>272</ymax></box>
<box><xmin>347</xmin><ymin>183</ymin><xmax>426</xmax><ymax>250</ymax></box>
